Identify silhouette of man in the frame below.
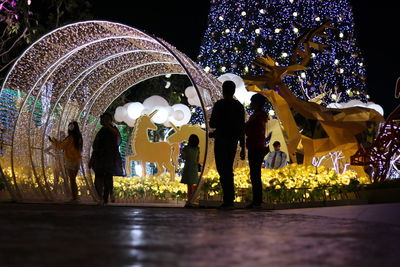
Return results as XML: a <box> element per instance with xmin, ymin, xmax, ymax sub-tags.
<box><xmin>210</xmin><ymin>81</ymin><xmax>245</xmax><ymax>210</ymax></box>
<box><xmin>245</xmin><ymin>94</ymin><xmax>268</xmax><ymax>209</ymax></box>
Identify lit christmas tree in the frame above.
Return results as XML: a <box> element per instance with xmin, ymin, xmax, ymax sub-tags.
<box><xmin>198</xmin><ymin>0</ymin><xmax>369</xmax><ymax>104</ymax></box>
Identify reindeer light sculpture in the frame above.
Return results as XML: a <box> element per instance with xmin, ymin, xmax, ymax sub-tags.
<box><xmin>126</xmin><ymin>112</ymin><xmax>179</xmax><ymax>180</ymax></box>
<box><xmin>245</xmin><ymin>22</ymin><xmax>384</xmax><ymax>178</ymax></box>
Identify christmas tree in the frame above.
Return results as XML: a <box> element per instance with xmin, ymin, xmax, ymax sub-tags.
<box><xmin>198</xmin><ymin>0</ymin><xmax>369</xmax><ymax>104</ymax></box>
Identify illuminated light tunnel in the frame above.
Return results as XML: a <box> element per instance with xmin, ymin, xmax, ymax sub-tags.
<box><xmin>0</xmin><ymin>21</ymin><xmax>221</xmax><ymax>202</ymax></box>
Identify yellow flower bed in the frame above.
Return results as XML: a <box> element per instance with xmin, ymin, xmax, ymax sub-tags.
<box><xmin>1</xmin><ymin>164</ymin><xmax>366</xmax><ymax>202</ymax></box>
<box><xmin>202</xmin><ymin>164</ymin><xmax>365</xmax><ymax>202</ymax></box>
<box><xmin>113</xmin><ymin>175</ymin><xmax>187</xmax><ymax>200</ymax></box>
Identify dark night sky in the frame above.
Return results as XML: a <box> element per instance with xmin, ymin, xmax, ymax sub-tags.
<box><xmin>93</xmin><ymin>0</ymin><xmax>398</xmax><ymax>116</ymax></box>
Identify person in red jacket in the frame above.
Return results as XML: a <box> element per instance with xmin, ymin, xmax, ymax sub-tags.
<box><xmin>245</xmin><ymin>94</ymin><xmax>268</xmax><ymax>208</ymax></box>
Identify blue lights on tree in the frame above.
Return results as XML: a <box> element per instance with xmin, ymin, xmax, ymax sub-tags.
<box><xmin>198</xmin><ymin>0</ymin><xmax>369</xmax><ymax>104</ymax></box>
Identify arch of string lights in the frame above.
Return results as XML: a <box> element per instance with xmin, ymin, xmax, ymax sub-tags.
<box><xmin>0</xmin><ymin>21</ymin><xmax>221</xmax><ymax>202</ymax></box>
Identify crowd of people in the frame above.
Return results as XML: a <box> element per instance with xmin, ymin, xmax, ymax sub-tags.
<box><xmin>49</xmin><ymin>80</ymin><xmax>286</xmax><ymax>208</ymax></box>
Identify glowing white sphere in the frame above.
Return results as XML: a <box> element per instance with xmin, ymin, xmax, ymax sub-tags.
<box><xmin>126</xmin><ymin>102</ymin><xmax>144</xmax><ymax>119</ymax></box>
<box><xmin>188</xmin><ymin>96</ymin><xmax>202</xmax><ymax>107</ymax></box>
<box><xmin>185</xmin><ymin>86</ymin><xmax>197</xmax><ymax>99</ymax></box>
<box><xmin>235</xmin><ymin>86</ymin><xmax>256</xmax><ymax>105</ymax></box>
<box><xmin>217</xmin><ymin>73</ymin><xmax>245</xmax><ymax>89</ymax></box>
<box><xmin>169</xmin><ymin>104</ymin><xmax>191</xmax><ymax>127</ymax></box>
<box><xmin>114</xmin><ymin>106</ymin><xmax>127</xmax><ymax>122</ymax></box>
<box><xmin>217</xmin><ymin>73</ymin><xmax>255</xmax><ymax>105</ymax></box>
<box><xmin>143</xmin><ymin>95</ymin><xmax>169</xmax><ymax>110</ymax></box>
<box><xmin>151</xmin><ymin>106</ymin><xmax>171</xmax><ymax>124</ymax></box>
<box><xmin>268</xmin><ymin>109</ymin><xmax>275</xmax><ymax>116</ymax></box>
<box><xmin>173</xmin><ymin>110</ymin><xmax>184</xmax><ymax>121</ymax></box>
<box><xmin>141</xmin><ymin>108</ymin><xmax>150</xmax><ymax>115</ymax></box>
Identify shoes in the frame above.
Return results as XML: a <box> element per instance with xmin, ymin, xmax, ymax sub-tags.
<box><xmin>245</xmin><ymin>202</ymin><xmax>263</xmax><ymax>209</ymax></box>
<box><xmin>218</xmin><ymin>203</ymin><xmax>235</xmax><ymax>210</ymax></box>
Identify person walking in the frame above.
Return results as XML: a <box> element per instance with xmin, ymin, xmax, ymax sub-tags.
<box><xmin>49</xmin><ymin>122</ymin><xmax>83</xmax><ymax>203</ymax></box>
<box><xmin>245</xmin><ymin>94</ymin><xmax>268</xmax><ymax>209</ymax></box>
<box><xmin>209</xmin><ymin>80</ymin><xmax>245</xmax><ymax>210</ymax></box>
<box><xmin>89</xmin><ymin>113</ymin><xmax>124</xmax><ymax>205</ymax></box>
<box><xmin>265</xmin><ymin>141</ymin><xmax>287</xmax><ymax>169</ymax></box>
<box><xmin>180</xmin><ymin>134</ymin><xmax>200</xmax><ymax>207</ymax></box>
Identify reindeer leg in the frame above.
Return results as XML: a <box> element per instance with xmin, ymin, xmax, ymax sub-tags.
<box><xmin>164</xmin><ymin>160</ymin><xmax>176</xmax><ymax>181</ymax></box>
<box><xmin>155</xmin><ymin>162</ymin><xmax>164</xmax><ymax>177</ymax></box>
<box><xmin>125</xmin><ymin>155</ymin><xmax>135</xmax><ymax>176</ymax></box>
<box><xmin>141</xmin><ymin>161</ymin><xmax>147</xmax><ymax>177</ymax></box>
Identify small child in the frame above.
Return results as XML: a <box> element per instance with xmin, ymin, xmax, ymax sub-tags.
<box><xmin>181</xmin><ymin>134</ymin><xmax>200</xmax><ymax>206</ymax></box>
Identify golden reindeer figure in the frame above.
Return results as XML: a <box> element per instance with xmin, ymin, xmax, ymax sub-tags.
<box><xmin>245</xmin><ymin>21</ymin><xmax>384</xmax><ymax>177</ymax></box>
<box><xmin>167</xmin><ymin>124</ymin><xmax>206</xmax><ymax>163</ymax></box>
<box><xmin>126</xmin><ymin>113</ymin><xmax>179</xmax><ymax>180</ymax></box>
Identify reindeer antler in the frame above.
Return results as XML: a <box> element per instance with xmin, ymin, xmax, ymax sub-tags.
<box><xmin>245</xmin><ymin>21</ymin><xmax>334</xmax><ymax>90</ymax></box>
<box><xmin>291</xmin><ymin>21</ymin><xmax>334</xmax><ymax>67</ymax></box>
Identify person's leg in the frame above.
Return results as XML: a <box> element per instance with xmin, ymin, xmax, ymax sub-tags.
<box><xmin>103</xmin><ymin>172</ymin><xmax>113</xmax><ymax>204</ymax></box>
<box><xmin>187</xmin><ymin>184</ymin><xmax>192</xmax><ymax>200</ymax></box>
<box><xmin>215</xmin><ymin>139</ymin><xmax>237</xmax><ymax>205</ymax></box>
<box><xmin>248</xmin><ymin>149</ymin><xmax>264</xmax><ymax>205</ymax></box>
<box><xmin>215</xmin><ymin>140</ymin><xmax>232</xmax><ymax>204</ymax></box>
<box><xmin>67</xmin><ymin>167</ymin><xmax>79</xmax><ymax>201</ymax></box>
<box><xmin>110</xmin><ymin>176</ymin><xmax>115</xmax><ymax>202</ymax></box>
<box><xmin>94</xmin><ymin>170</ymin><xmax>104</xmax><ymax>202</ymax></box>
<box><xmin>224</xmin><ymin>141</ymin><xmax>237</xmax><ymax>204</ymax></box>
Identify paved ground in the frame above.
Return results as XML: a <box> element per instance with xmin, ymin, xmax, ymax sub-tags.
<box><xmin>0</xmin><ymin>203</ymin><xmax>399</xmax><ymax>267</ymax></box>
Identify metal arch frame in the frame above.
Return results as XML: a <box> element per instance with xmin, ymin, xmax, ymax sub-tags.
<box><xmin>0</xmin><ymin>21</ymin><xmax>221</xmax><ymax>202</ymax></box>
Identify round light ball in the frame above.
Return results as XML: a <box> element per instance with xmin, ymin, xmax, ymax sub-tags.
<box><xmin>126</xmin><ymin>102</ymin><xmax>144</xmax><ymax>119</ymax></box>
<box><xmin>143</xmin><ymin>95</ymin><xmax>169</xmax><ymax>110</ymax></box>
<box><xmin>151</xmin><ymin>106</ymin><xmax>170</xmax><ymax>124</ymax></box>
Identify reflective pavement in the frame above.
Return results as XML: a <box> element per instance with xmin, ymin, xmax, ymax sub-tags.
<box><xmin>0</xmin><ymin>203</ymin><xmax>399</xmax><ymax>266</ymax></box>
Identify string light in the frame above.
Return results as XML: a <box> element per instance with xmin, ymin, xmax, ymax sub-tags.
<box><xmin>0</xmin><ymin>21</ymin><xmax>223</xmax><ymax>200</ymax></box>
<box><xmin>198</xmin><ymin>0</ymin><xmax>368</xmax><ymax>104</ymax></box>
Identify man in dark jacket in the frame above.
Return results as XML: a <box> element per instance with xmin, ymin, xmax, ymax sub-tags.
<box><xmin>90</xmin><ymin>113</ymin><xmax>124</xmax><ymax>204</ymax></box>
<box><xmin>210</xmin><ymin>81</ymin><xmax>245</xmax><ymax>210</ymax></box>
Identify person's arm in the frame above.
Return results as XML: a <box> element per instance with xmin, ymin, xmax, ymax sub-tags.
<box><xmin>209</xmin><ymin>101</ymin><xmax>220</xmax><ymax>129</ymax></box>
<box><xmin>239</xmin><ymin>103</ymin><xmax>246</xmax><ymax>160</ymax></box>
<box><xmin>265</xmin><ymin>152</ymin><xmax>272</xmax><ymax>169</ymax></box>
<box><xmin>50</xmin><ymin>136</ymin><xmax>71</xmax><ymax>150</ymax></box>
<box><xmin>277</xmin><ymin>152</ymin><xmax>287</xmax><ymax>169</ymax></box>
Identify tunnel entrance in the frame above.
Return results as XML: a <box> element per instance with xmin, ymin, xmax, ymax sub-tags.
<box><xmin>0</xmin><ymin>21</ymin><xmax>221</xmax><ymax>204</ymax></box>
